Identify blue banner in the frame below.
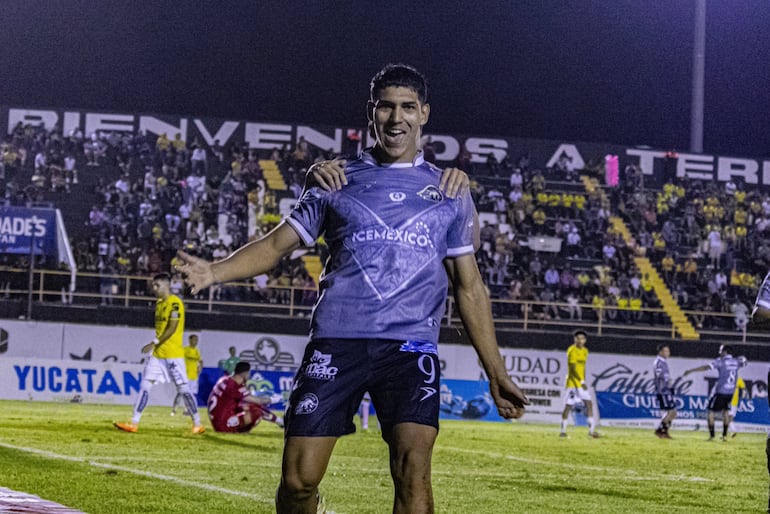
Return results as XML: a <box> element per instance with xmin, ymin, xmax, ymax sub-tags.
<box><xmin>0</xmin><ymin>206</ymin><xmax>58</xmax><ymax>257</ymax></box>
<box><xmin>596</xmin><ymin>392</ymin><xmax>766</xmax><ymax>424</ymax></box>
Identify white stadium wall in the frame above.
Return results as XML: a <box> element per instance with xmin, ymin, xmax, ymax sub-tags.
<box><xmin>0</xmin><ymin>319</ymin><xmax>767</xmax><ymax>431</ymax></box>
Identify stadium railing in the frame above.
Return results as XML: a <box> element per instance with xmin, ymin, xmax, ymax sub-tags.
<box><xmin>1</xmin><ymin>267</ymin><xmax>767</xmax><ymax>344</ymax></box>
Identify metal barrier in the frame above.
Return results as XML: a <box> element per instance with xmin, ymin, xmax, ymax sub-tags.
<box><xmin>0</xmin><ymin>267</ymin><xmax>766</xmax><ymax>343</ymax></box>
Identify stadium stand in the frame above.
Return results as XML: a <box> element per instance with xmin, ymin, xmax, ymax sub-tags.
<box><xmin>1</xmin><ymin>118</ymin><xmax>765</xmax><ymax>342</ymax></box>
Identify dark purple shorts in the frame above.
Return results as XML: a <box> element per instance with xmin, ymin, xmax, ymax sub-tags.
<box><xmin>284</xmin><ymin>338</ymin><xmax>440</xmax><ymax>438</ymax></box>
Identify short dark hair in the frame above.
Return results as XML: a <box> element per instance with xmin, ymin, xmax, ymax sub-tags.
<box><xmin>370</xmin><ymin>63</ymin><xmax>428</xmax><ymax>103</ymax></box>
<box><xmin>153</xmin><ymin>272</ymin><xmax>171</xmax><ymax>282</ymax></box>
<box><xmin>573</xmin><ymin>329</ymin><xmax>588</xmax><ymax>339</ymax></box>
<box><xmin>656</xmin><ymin>343</ymin><xmax>669</xmax><ymax>353</ymax></box>
<box><xmin>720</xmin><ymin>344</ymin><xmax>733</xmax><ymax>355</ymax></box>
<box><xmin>234</xmin><ymin>361</ymin><xmax>250</xmax><ymax>375</ymax></box>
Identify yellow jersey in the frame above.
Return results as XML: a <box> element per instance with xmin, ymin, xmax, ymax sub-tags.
<box><xmin>183</xmin><ymin>346</ymin><xmax>202</xmax><ymax>380</ymax></box>
<box><xmin>731</xmin><ymin>376</ymin><xmax>746</xmax><ymax>407</ymax></box>
<box><xmin>566</xmin><ymin>344</ymin><xmax>588</xmax><ymax>388</ymax></box>
<box><xmin>153</xmin><ymin>294</ymin><xmax>185</xmax><ymax>359</ymax></box>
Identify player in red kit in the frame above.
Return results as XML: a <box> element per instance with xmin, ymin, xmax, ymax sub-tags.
<box><xmin>207</xmin><ymin>361</ymin><xmax>284</xmax><ymax>433</ymax></box>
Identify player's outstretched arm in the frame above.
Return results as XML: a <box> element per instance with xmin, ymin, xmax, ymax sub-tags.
<box><xmin>683</xmin><ymin>364</ymin><xmax>710</xmax><ymax>377</ymax></box>
<box><xmin>445</xmin><ymin>254</ymin><xmax>529</xmax><ymax>419</ymax></box>
<box><xmin>177</xmin><ymin>223</ymin><xmax>301</xmax><ymax>294</ymax></box>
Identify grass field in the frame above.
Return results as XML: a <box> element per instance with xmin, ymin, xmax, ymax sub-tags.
<box><xmin>0</xmin><ymin>400</ymin><xmax>766</xmax><ymax>513</ymax></box>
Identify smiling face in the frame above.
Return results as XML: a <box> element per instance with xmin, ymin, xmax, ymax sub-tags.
<box><xmin>369</xmin><ymin>86</ymin><xmax>430</xmax><ymax>164</ymax></box>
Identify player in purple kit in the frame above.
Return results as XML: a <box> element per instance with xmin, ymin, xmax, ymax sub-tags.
<box><xmin>683</xmin><ymin>345</ymin><xmax>747</xmax><ymax>441</ymax></box>
<box><xmin>653</xmin><ymin>344</ymin><xmax>677</xmax><ymax>438</ymax></box>
<box><xmin>177</xmin><ymin>63</ymin><xmax>528</xmax><ymax>514</ymax></box>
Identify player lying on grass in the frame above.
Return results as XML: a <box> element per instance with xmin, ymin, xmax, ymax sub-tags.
<box><xmin>207</xmin><ymin>361</ymin><xmax>284</xmax><ymax>433</ymax></box>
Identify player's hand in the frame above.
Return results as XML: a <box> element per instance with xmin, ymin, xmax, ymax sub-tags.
<box><xmin>307</xmin><ymin>159</ymin><xmax>347</xmax><ymax>191</ymax></box>
<box><xmin>176</xmin><ymin>250</ymin><xmax>216</xmax><ymax>295</ymax></box>
<box><xmin>489</xmin><ymin>376</ymin><xmax>529</xmax><ymax>419</ymax></box>
<box><xmin>439</xmin><ymin>167</ymin><xmax>470</xmax><ymax>199</ymax></box>
<box><xmin>141</xmin><ymin>342</ymin><xmax>155</xmax><ymax>354</ymax></box>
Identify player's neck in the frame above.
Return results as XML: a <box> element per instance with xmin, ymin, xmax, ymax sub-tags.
<box><xmin>371</xmin><ymin>145</ymin><xmax>420</xmax><ymax>165</ymax></box>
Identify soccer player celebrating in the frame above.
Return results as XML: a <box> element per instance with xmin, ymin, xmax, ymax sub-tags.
<box><xmin>114</xmin><ymin>273</ymin><xmax>205</xmax><ymax>434</ymax></box>
<box><xmin>177</xmin><ymin>63</ymin><xmax>528</xmax><ymax>514</ymax></box>
<box><xmin>683</xmin><ymin>345</ymin><xmax>747</xmax><ymax>441</ymax></box>
<box><xmin>560</xmin><ymin>330</ymin><xmax>600</xmax><ymax>438</ymax></box>
<box><xmin>207</xmin><ymin>361</ymin><xmax>283</xmax><ymax>433</ymax></box>
<box><xmin>653</xmin><ymin>344</ymin><xmax>677</xmax><ymax>439</ymax></box>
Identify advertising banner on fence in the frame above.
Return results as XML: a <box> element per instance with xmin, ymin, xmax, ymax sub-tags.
<box><xmin>1</xmin><ymin>319</ymin><xmax>768</xmax><ymax>430</ymax></box>
<box><xmin>589</xmin><ymin>352</ymin><xmax>769</xmax><ymax>432</ymax></box>
<box><xmin>0</xmin><ymin>357</ymin><xmax>176</xmax><ymax>405</ymax></box>
<box><xmin>0</xmin><ymin>206</ymin><xmax>58</xmax><ymax>257</ymax></box>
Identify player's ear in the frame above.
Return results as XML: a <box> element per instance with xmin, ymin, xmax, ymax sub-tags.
<box><xmin>420</xmin><ymin>102</ymin><xmax>430</xmax><ymax>127</ymax></box>
<box><xmin>366</xmin><ymin>101</ymin><xmax>375</xmax><ymax>122</ymax></box>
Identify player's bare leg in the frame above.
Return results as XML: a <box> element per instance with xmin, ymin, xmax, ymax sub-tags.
<box><xmin>657</xmin><ymin>409</ymin><xmax>676</xmax><ymax>438</ymax></box>
<box><xmin>277</xmin><ymin>436</ymin><xmax>337</xmax><ymax>514</ymax></box>
<box><xmin>721</xmin><ymin>409</ymin><xmax>732</xmax><ymax>440</ymax></box>
<box><xmin>707</xmin><ymin>411</ymin><xmax>716</xmax><ymax>440</ymax></box>
<box><xmin>585</xmin><ymin>399</ymin><xmax>599</xmax><ymax>437</ymax></box>
<box><xmin>560</xmin><ymin>405</ymin><xmax>571</xmax><ymax>437</ymax></box>
<box><xmin>385</xmin><ymin>422</ymin><xmax>438</xmax><ymax>514</ymax></box>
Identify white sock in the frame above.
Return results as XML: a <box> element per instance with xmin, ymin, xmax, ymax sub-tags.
<box><xmin>560</xmin><ymin>419</ymin><xmax>568</xmax><ymax>433</ymax></box>
<box><xmin>588</xmin><ymin>418</ymin><xmax>596</xmax><ymax>434</ymax></box>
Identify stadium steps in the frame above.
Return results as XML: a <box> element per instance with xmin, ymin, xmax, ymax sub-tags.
<box><xmin>259</xmin><ymin>160</ymin><xmax>287</xmax><ymax>190</ymax></box>
<box><xmin>301</xmin><ymin>254</ymin><xmax>323</xmax><ymax>285</ymax></box>
<box><xmin>608</xmin><ymin>216</ymin><xmax>700</xmax><ymax>340</ymax></box>
<box><xmin>577</xmin><ymin>177</ymin><xmax>699</xmax><ymax>339</ymax></box>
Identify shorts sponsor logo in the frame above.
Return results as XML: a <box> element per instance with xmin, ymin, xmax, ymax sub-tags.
<box><xmin>295</xmin><ymin>393</ymin><xmax>319</xmax><ymax>415</ymax></box>
<box><xmin>305</xmin><ymin>350</ymin><xmax>338</xmax><ymax>381</ymax></box>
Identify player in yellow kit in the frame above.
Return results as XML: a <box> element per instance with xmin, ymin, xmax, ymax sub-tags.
<box><xmin>172</xmin><ymin>334</ymin><xmax>203</xmax><ymax>416</ymax></box>
<box><xmin>560</xmin><ymin>330</ymin><xmax>600</xmax><ymax>438</ymax></box>
<box><xmin>114</xmin><ymin>273</ymin><xmax>205</xmax><ymax>434</ymax></box>
<box><xmin>727</xmin><ymin>375</ymin><xmax>746</xmax><ymax>438</ymax></box>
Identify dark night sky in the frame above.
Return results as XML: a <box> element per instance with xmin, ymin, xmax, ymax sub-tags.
<box><xmin>1</xmin><ymin>1</ymin><xmax>769</xmax><ymax>158</ymax></box>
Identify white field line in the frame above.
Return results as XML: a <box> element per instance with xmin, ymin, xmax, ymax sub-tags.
<box><xmin>0</xmin><ymin>441</ymin><xmax>274</xmax><ymax>505</ymax></box>
<box><xmin>438</xmin><ymin>445</ymin><xmax>714</xmax><ymax>483</ymax></box>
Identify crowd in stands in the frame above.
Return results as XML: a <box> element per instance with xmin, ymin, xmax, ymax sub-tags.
<box><xmin>1</xmin><ymin>123</ymin><xmax>324</xmax><ymax>306</ymax></box>
<box><xmin>2</xmin><ymin>122</ymin><xmax>766</xmax><ymax>332</ymax></box>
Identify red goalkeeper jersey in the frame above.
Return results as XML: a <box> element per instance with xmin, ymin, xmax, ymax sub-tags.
<box><xmin>207</xmin><ymin>375</ymin><xmax>248</xmax><ymax>428</ymax></box>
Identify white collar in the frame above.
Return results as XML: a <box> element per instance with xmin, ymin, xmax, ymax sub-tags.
<box><xmin>362</xmin><ymin>149</ymin><xmax>425</xmax><ymax>168</ymax></box>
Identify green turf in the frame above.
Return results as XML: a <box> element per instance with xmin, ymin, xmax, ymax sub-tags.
<box><xmin>0</xmin><ymin>400</ymin><xmax>765</xmax><ymax>513</ymax></box>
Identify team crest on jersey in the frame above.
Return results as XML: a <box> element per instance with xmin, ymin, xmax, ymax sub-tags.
<box><xmin>417</xmin><ymin>185</ymin><xmax>443</xmax><ymax>202</ymax></box>
<box><xmin>389</xmin><ymin>192</ymin><xmax>406</xmax><ymax>202</ymax></box>
<box><xmin>304</xmin><ymin>350</ymin><xmax>339</xmax><ymax>380</ymax></box>
<box><xmin>294</xmin><ymin>393</ymin><xmax>319</xmax><ymax>415</ymax></box>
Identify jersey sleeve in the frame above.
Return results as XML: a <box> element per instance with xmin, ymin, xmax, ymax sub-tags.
<box><xmin>446</xmin><ymin>190</ymin><xmax>477</xmax><ymax>257</ymax></box>
<box><xmin>286</xmin><ymin>186</ymin><xmax>330</xmax><ymax>246</ymax></box>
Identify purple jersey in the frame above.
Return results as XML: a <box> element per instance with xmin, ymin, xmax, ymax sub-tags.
<box><xmin>653</xmin><ymin>355</ymin><xmax>671</xmax><ymax>394</ymax></box>
<box><xmin>286</xmin><ymin>151</ymin><xmax>476</xmax><ymax>343</ymax></box>
<box><xmin>708</xmin><ymin>354</ymin><xmax>747</xmax><ymax>395</ymax></box>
